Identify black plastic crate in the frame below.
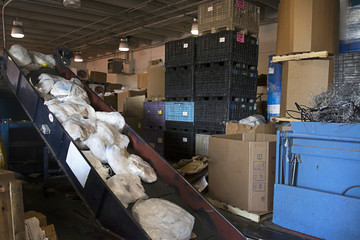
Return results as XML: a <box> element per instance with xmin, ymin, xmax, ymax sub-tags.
<box><xmin>195</xmin><ymin>61</ymin><xmax>257</xmax><ymax>97</ymax></box>
<box><xmin>165</xmin><ymin>65</ymin><xmax>195</xmax><ymax>100</ymax></box>
<box><xmin>196</xmin><ymin>30</ymin><xmax>258</xmax><ymax>65</ymax></box>
<box><xmin>194</xmin><ymin>96</ymin><xmax>255</xmax><ymax>125</ymax></box>
<box><xmin>164</xmin><ymin>127</ymin><xmax>195</xmax><ymax>161</ymax></box>
<box><xmin>143</xmin><ymin>101</ymin><xmax>165</xmax><ymax>128</ymax></box>
<box><xmin>143</xmin><ymin>127</ymin><xmax>164</xmax><ymax>156</ymax></box>
<box><xmin>194</xmin><ymin>124</ymin><xmax>226</xmax><ymax>135</ymax></box>
<box><xmin>165</xmin><ymin>120</ymin><xmax>194</xmax><ymax>130</ymax></box>
<box><xmin>165</xmin><ymin>37</ymin><xmax>196</xmax><ymax>67</ymax></box>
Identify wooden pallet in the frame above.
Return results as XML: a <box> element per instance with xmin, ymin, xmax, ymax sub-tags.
<box><xmin>199</xmin><ymin>26</ymin><xmax>258</xmax><ymax>38</ymax></box>
<box><xmin>207</xmin><ymin>198</ymin><xmax>272</xmax><ymax>223</ymax></box>
<box><xmin>272</xmin><ymin>51</ymin><xmax>328</xmax><ymax>63</ymax></box>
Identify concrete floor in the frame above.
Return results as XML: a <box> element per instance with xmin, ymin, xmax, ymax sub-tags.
<box><xmin>21</xmin><ymin>173</ymin><xmax>317</xmax><ymax>240</ymax></box>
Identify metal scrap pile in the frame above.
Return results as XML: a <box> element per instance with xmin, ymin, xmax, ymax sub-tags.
<box><xmin>311</xmin><ymin>83</ymin><xmax>360</xmax><ymax>123</ymax></box>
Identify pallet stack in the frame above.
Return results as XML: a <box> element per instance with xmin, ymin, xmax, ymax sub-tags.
<box><xmin>164</xmin><ymin>37</ymin><xmax>196</xmax><ymax>161</ymax></box>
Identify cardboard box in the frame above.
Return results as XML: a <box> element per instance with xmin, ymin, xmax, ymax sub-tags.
<box><xmin>24</xmin><ymin>211</ymin><xmax>47</xmax><ymax>227</ymax></box>
<box><xmin>41</xmin><ymin>224</ymin><xmax>58</xmax><ymax>240</ymax></box>
<box><xmin>88</xmin><ymin>71</ymin><xmax>107</xmax><ymax>83</ymax></box>
<box><xmin>280</xmin><ymin>59</ymin><xmax>334</xmax><ymax>118</ymax></box>
<box><xmin>104</xmin><ymin>94</ymin><xmax>117</xmax><ymax>110</ymax></box>
<box><xmin>208</xmin><ymin>133</ymin><xmax>277</xmax><ymax>212</ymax></box>
<box><xmin>116</xmin><ymin>91</ymin><xmax>130</xmax><ymax>113</ymax></box>
<box><xmin>137</xmin><ymin>73</ymin><xmax>148</xmax><ymax>89</ymax></box>
<box><xmin>125</xmin><ymin>117</ymin><xmax>143</xmax><ymax>136</ymax></box>
<box><xmin>276</xmin><ymin>0</ymin><xmax>339</xmax><ymax>55</ymax></box>
<box><xmin>147</xmin><ymin>65</ymin><xmax>165</xmax><ymax>100</ymax></box>
<box><xmin>106</xmin><ymin>83</ymin><xmax>123</xmax><ymax>92</ymax></box>
<box><xmin>123</xmin><ymin>95</ymin><xmax>145</xmax><ymax>118</ymax></box>
<box><xmin>226</xmin><ymin>123</ymin><xmax>277</xmax><ymax>135</ymax></box>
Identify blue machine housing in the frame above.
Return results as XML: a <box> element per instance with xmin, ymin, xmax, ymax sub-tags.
<box><xmin>273</xmin><ymin>122</ymin><xmax>360</xmax><ymax>240</ymax></box>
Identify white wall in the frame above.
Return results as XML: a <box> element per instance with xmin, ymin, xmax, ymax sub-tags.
<box><xmin>258</xmin><ymin>22</ymin><xmax>278</xmax><ymax>75</ymax></box>
<box><xmin>85</xmin><ymin>45</ymin><xmax>165</xmax><ymax>88</ymax></box>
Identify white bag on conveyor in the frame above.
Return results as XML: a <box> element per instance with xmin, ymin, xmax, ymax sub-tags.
<box><xmin>95</xmin><ymin>111</ymin><xmax>126</xmax><ymax>132</ymax></box>
<box><xmin>82</xmin><ymin>151</ymin><xmax>109</xmax><ymax>180</ymax></box>
<box><xmin>84</xmin><ymin>134</ymin><xmax>107</xmax><ymax>163</ymax></box>
<box><xmin>128</xmin><ymin>154</ymin><xmax>157</xmax><ymax>183</ymax></box>
<box><xmin>105</xmin><ymin>145</ymin><xmax>129</xmax><ymax>174</ymax></box>
<box><xmin>106</xmin><ymin>173</ymin><xmax>148</xmax><ymax>208</ymax></box>
<box><xmin>132</xmin><ymin>198</ymin><xmax>195</xmax><ymax>240</ymax></box>
<box><xmin>51</xmin><ymin>79</ymin><xmax>89</xmax><ymax>103</ymax></box>
<box><xmin>29</xmin><ymin>50</ymin><xmax>56</xmax><ymax>68</ymax></box>
<box><xmin>63</xmin><ymin>97</ymin><xmax>95</xmax><ymax>119</ymax></box>
<box><xmin>9</xmin><ymin>44</ymin><xmax>32</xmax><ymax>67</ymax></box>
<box><xmin>44</xmin><ymin>99</ymin><xmax>70</xmax><ymax>123</ymax></box>
<box><xmin>62</xmin><ymin>114</ymin><xmax>96</xmax><ymax>142</ymax></box>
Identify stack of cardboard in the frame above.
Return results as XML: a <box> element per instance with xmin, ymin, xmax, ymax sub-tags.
<box><xmin>276</xmin><ymin>0</ymin><xmax>339</xmax><ymax>118</ymax></box>
<box><xmin>24</xmin><ymin>211</ymin><xmax>58</xmax><ymax>240</ymax></box>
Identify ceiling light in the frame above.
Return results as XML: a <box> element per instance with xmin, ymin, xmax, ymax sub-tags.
<box><xmin>191</xmin><ymin>18</ymin><xmax>199</xmax><ymax>36</ymax></box>
<box><xmin>11</xmin><ymin>20</ymin><xmax>24</xmax><ymax>39</ymax></box>
<box><xmin>63</xmin><ymin>0</ymin><xmax>81</xmax><ymax>8</ymax></box>
<box><xmin>74</xmin><ymin>52</ymin><xmax>83</xmax><ymax>62</ymax></box>
<box><xmin>119</xmin><ymin>38</ymin><xmax>129</xmax><ymax>52</ymax></box>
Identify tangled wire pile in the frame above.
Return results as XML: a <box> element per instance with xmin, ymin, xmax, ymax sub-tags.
<box><xmin>310</xmin><ymin>83</ymin><xmax>360</xmax><ymax>123</ymax></box>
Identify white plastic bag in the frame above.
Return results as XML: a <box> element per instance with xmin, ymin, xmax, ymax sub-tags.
<box><xmin>105</xmin><ymin>145</ymin><xmax>129</xmax><ymax>174</ymax></box>
<box><xmin>106</xmin><ymin>174</ymin><xmax>148</xmax><ymax>208</ymax></box>
<box><xmin>82</xmin><ymin>151</ymin><xmax>109</xmax><ymax>180</ymax></box>
<box><xmin>95</xmin><ymin>111</ymin><xmax>126</xmax><ymax>132</ymax></box>
<box><xmin>84</xmin><ymin>134</ymin><xmax>107</xmax><ymax>163</ymax></box>
<box><xmin>132</xmin><ymin>198</ymin><xmax>195</xmax><ymax>240</ymax></box>
<box><xmin>29</xmin><ymin>50</ymin><xmax>56</xmax><ymax>68</ymax></box>
<box><xmin>50</xmin><ymin>79</ymin><xmax>90</xmax><ymax>103</ymax></box>
<box><xmin>62</xmin><ymin>114</ymin><xmax>96</xmax><ymax>142</ymax></box>
<box><xmin>128</xmin><ymin>154</ymin><xmax>157</xmax><ymax>183</ymax></box>
<box><xmin>9</xmin><ymin>44</ymin><xmax>32</xmax><ymax>67</ymax></box>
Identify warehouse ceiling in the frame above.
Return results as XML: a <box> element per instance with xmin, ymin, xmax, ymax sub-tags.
<box><xmin>0</xmin><ymin>0</ymin><xmax>279</xmax><ymax>62</ymax></box>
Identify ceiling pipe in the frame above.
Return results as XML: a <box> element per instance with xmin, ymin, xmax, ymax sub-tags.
<box><xmin>2</xmin><ymin>0</ymin><xmax>15</xmax><ymax>49</ymax></box>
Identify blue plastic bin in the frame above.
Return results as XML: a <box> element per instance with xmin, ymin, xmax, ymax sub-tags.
<box><xmin>273</xmin><ymin>122</ymin><xmax>360</xmax><ymax>240</ymax></box>
<box><xmin>165</xmin><ymin>102</ymin><xmax>194</xmax><ymax>122</ymax></box>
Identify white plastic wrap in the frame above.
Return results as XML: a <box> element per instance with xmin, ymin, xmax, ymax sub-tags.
<box><xmin>62</xmin><ymin>97</ymin><xmax>95</xmax><ymax>119</ymax></box>
<box><xmin>105</xmin><ymin>145</ymin><xmax>130</xmax><ymax>174</ymax></box>
<box><xmin>84</xmin><ymin>134</ymin><xmax>107</xmax><ymax>163</ymax></box>
<box><xmin>106</xmin><ymin>174</ymin><xmax>148</xmax><ymax>208</ymax></box>
<box><xmin>44</xmin><ymin>99</ymin><xmax>70</xmax><ymax>123</ymax></box>
<box><xmin>9</xmin><ymin>44</ymin><xmax>32</xmax><ymax>67</ymax></box>
<box><xmin>29</xmin><ymin>50</ymin><xmax>56</xmax><ymax>68</ymax></box>
<box><xmin>82</xmin><ymin>151</ymin><xmax>109</xmax><ymax>180</ymax></box>
<box><xmin>128</xmin><ymin>154</ymin><xmax>157</xmax><ymax>183</ymax></box>
<box><xmin>35</xmin><ymin>74</ymin><xmax>56</xmax><ymax>94</ymax></box>
<box><xmin>62</xmin><ymin>114</ymin><xmax>96</xmax><ymax>142</ymax></box>
<box><xmin>95</xmin><ymin>111</ymin><xmax>126</xmax><ymax>132</ymax></box>
<box><xmin>114</xmin><ymin>132</ymin><xmax>130</xmax><ymax>149</ymax></box>
<box><xmin>50</xmin><ymin>79</ymin><xmax>90</xmax><ymax>103</ymax></box>
<box><xmin>132</xmin><ymin>198</ymin><xmax>195</xmax><ymax>240</ymax></box>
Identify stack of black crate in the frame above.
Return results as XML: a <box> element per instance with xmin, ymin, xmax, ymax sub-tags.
<box><xmin>195</xmin><ymin>30</ymin><xmax>259</xmax><ymax>134</ymax></box>
<box><xmin>164</xmin><ymin>37</ymin><xmax>196</xmax><ymax>161</ymax></box>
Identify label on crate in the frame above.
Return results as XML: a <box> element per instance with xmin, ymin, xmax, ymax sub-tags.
<box><xmin>268</xmin><ymin>104</ymin><xmax>280</xmax><ymax>114</ymax></box>
<box><xmin>183</xmin><ymin>43</ymin><xmax>188</xmax><ymax>48</ymax></box>
<box><xmin>150</xmin><ymin>142</ymin><xmax>155</xmax><ymax>148</ymax></box>
<box><xmin>158</xmin><ymin>138</ymin><xmax>163</xmax><ymax>143</ymax></box>
<box><xmin>268</xmin><ymin>67</ymin><xmax>275</xmax><ymax>74</ymax></box>
<box><xmin>183</xmin><ymin>137</ymin><xmax>188</xmax><ymax>143</ymax></box>
<box><xmin>236</xmin><ymin>32</ymin><xmax>245</xmax><ymax>43</ymax></box>
<box><xmin>219</xmin><ymin>37</ymin><xmax>226</xmax><ymax>43</ymax></box>
<box><xmin>182</xmin><ymin>111</ymin><xmax>188</xmax><ymax>116</ymax></box>
<box><xmin>208</xmin><ymin>6</ymin><xmax>213</xmax><ymax>11</ymax></box>
<box><xmin>237</xmin><ymin>0</ymin><xmax>245</xmax><ymax>9</ymax></box>
<box><xmin>158</xmin><ymin>110</ymin><xmax>162</xmax><ymax>114</ymax></box>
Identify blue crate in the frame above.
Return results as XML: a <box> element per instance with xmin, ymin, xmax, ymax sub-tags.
<box><xmin>165</xmin><ymin>102</ymin><xmax>194</xmax><ymax>122</ymax></box>
<box><xmin>273</xmin><ymin>122</ymin><xmax>360</xmax><ymax>240</ymax></box>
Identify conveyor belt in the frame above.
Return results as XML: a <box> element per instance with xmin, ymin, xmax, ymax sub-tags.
<box><xmin>1</xmin><ymin>49</ymin><xmax>247</xmax><ymax>240</ymax></box>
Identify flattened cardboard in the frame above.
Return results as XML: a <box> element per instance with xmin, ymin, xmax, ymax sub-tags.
<box><xmin>116</xmin><ymin>91</ymin><xmax>129</xmax><ymax>113</ymax></box>
<box><xmin>137</xmin><ymin>73</ymin><xmax>148</xmax><ymax>89</ymax></box>
<box><xmin>225</xmin><ymin>123</ymin><xmax>277</xmax><ymax>135</ymax></box>
<box><xmin>280</xmin><ymin>58</ymin><xmax>334</xmax><ymax>118</ymax></box>
<box><xmin>208</xmin><ymin>133</ymin><xmax>276</xmax><ymax>212</ymax></box>
<box><xmin>147</xmin><ymin>65</ymin><xmax>165</xmax><ymax>99</ymax></box>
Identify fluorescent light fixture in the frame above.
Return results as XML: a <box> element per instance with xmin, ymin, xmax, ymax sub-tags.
<box><xmin>191</xmin><ymin>18</ymin><xmax>198</xmax><ymax>36</ymax></box>
<box><xmin>74</xmin><ymin>52</ymin><xmax>83</xmax><ymax>62</ymax></box>
<box><xmin>63</xmin><ymin>0</ymin><xmax>81</xmax><ymax>8</ymax></box>
<box><xmin>11</xmin><ymin>20</ymin><xmax>24</xmax><ymax>38</ymax></box>
<box><xmin>119</xmin><ymin>38</ymin><xmax>129</xmax><ymax>51</ymax></box>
